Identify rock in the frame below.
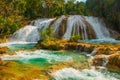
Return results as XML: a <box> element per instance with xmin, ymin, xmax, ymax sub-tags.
<box><xmin>109</xmin><ymin>29</ymin><xmax>120</xmax><ymax>40</ymax></box>
<box><xmin>106</xmin><ymin>52</ymin><xmax>120</xmax><ymax>71</ymax></box>
<box><xmin>92</xmin><ymin>55</ymin><xmax>108</xmax><ymax>66</ymax></box>
<box><xmin>0</xmin><ymin>46</ymin><xmax>13</xmax><ymax>56</ymax></box>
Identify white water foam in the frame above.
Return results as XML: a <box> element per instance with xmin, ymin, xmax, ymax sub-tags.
<box><xmin>0</xmin><ymin>50</ymin><xmax>73</xmax><ymax>63</ymax></box>
<box><xmin>51</xmin><ymin>67</ymin><xmax>119</xmax><ymax>80</ymax></box>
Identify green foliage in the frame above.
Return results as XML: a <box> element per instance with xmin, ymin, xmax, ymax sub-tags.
<box><xmin>39</xmin><ymin>28</ymin><xmax>54</xmax><ymax>41</ymax></box>
<box><xmin>8</xmin><ymin>22</ymin><xmax>19</xmax><ymax>33</ymax></box>
<box><xmin>0</xmin><ymin>17</ymin><xmax>20</xmax><ymax>37</ymax></box>
<box><xmin>65</xmin><ymin>0</ymin><xmax>88</xmax><ymax>15</ymax></box>
<box><xmin>69</xmin><ymin>35</ymin><xmax>81</xmax><ymax>42</ymax></box>
<box><xmin>0</xmin><ymin>0</ymin><xmax>24</xmax><ymax>38</ymax></box>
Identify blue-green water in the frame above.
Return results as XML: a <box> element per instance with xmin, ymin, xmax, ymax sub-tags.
<box><xmin>84</xmin><ymin>39</ymin><xmax>120</xmax><ymax>44</ymax></box>
<box><xmin>8</xmin><ymin>43</ymin><xmax>36</xmax><ymax>50</ymax></box>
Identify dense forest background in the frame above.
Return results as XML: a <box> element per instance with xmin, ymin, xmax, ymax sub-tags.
<box><xmin>0</xmin><ymin>0</ymin><xmax>120</xmax><ymax>38</ymax></box>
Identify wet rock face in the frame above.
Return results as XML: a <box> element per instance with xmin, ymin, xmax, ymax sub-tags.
<box><xmin>106</xmin><ymin>52</ymin><xmax>120</xmax><ymax>70</ymax></box>
<box><xmin>109</xmin><ymin>29</ymin><xmax>120</xmax><ymax>40</ymax></box>
<box><xmin>84</xmin><ymin>21</ymin><xmax>96</xmax><ymax>39</ymax></box>
<box><xmin>55</xmin><ymin>17</ymin><xmax>67</xmax><ymax>39</ymax></box>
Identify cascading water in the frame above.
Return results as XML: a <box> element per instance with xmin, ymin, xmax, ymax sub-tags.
<box><xmin>8</xmin><ymin>15</ymin><xmax>113</xmax><ymax>43</ymax></box>
<box><xmin>8</xmin><ymin>25</ymin><xmax>39</xmax><ymax>42</ymax></box>
<box><xmin>85</xmin><ymin>16</ymin><xmax>111</xmax><ymax>39</ymax></box>
<box><xmin>8</xmin><ymin>18</ymin><xmax>55</xmax><ymax>42</ymax></box>
<box><xmin>51</xmin><ymin>67</ymin><xmax>119</xmax><ymax>80</ymax></box>
<box><xmin>7</xmin><ymin>15</ymin><xmax>114</xmax><ymax>43</ymax></box>
<box><xmin>8</xmin><ymin>15</ymin><xmax>94</xmax><ymax>42</ymax></box>
<box><xmin>33</xmin><ymin>18</ymin><xmax>56</xmax><ymax>31</ymax></box>
<box><xmin>63</xmin><ymin>15</ymin><xmax>88</xmax><ymax>40</ymax></box>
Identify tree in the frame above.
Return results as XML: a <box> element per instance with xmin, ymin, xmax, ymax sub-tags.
<box><xmin>75</xmin><ymin>1</ymin><xmax>87</xmax><ymax>15</ymax></box>
<box><xmin>65</xmin><ymin>0</ymin><xmax>75</xmax><ymax>14</ymax></box>
<box><xmin>0</xmin><ymin>0</ymin><xmax>24</xmax><ymax>37</ymax></box>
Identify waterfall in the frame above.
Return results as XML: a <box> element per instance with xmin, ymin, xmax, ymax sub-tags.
<box><xmin>8</xmin><ymin>15</ymin><xmax>113</xmax><ymax>43</ymax></box>
<box><xmin>85</xmin><ymin>16</ymin><xmax>111</xmax><ymax>39</ymax></box>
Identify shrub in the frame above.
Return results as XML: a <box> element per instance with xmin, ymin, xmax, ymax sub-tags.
<box><xmin>69</xmin><ymin>35</ymin><xmax>81</xmax><ymax>42</ymax></box>
<box><xmin>39</xmin><ymin>28</ymin><xmax>54</xmax><ymax>41</ymax></box>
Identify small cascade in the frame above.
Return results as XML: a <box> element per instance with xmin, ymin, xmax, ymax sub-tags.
<box><xmin>8</xmin><ymin>25</ymin><xmax>39</xmax><ymax>42</ymax></box>
<box><xmin>91</xmin><ymin>48</ymin><xmax>97</xmax><ymax>56</ymax></box>
<box><xmin>85</xmin><ymin>16</ymin><xmax>111</xmax><ymax>39</ymax></box>
<box><xmin>63</xmin><ymin>15</ymin><xmax>88</xmax><ymax>40</ymax></box>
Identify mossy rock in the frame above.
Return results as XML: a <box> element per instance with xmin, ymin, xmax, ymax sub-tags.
<box><xmin>0</xmin><ymin>61</ymin><xmax>49</xmax><ymax>80</ymax></box>
<box><xmin>0</xmin><ymin>47</ymin><xmax>13</xmax><ymax>56</ymax></box>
